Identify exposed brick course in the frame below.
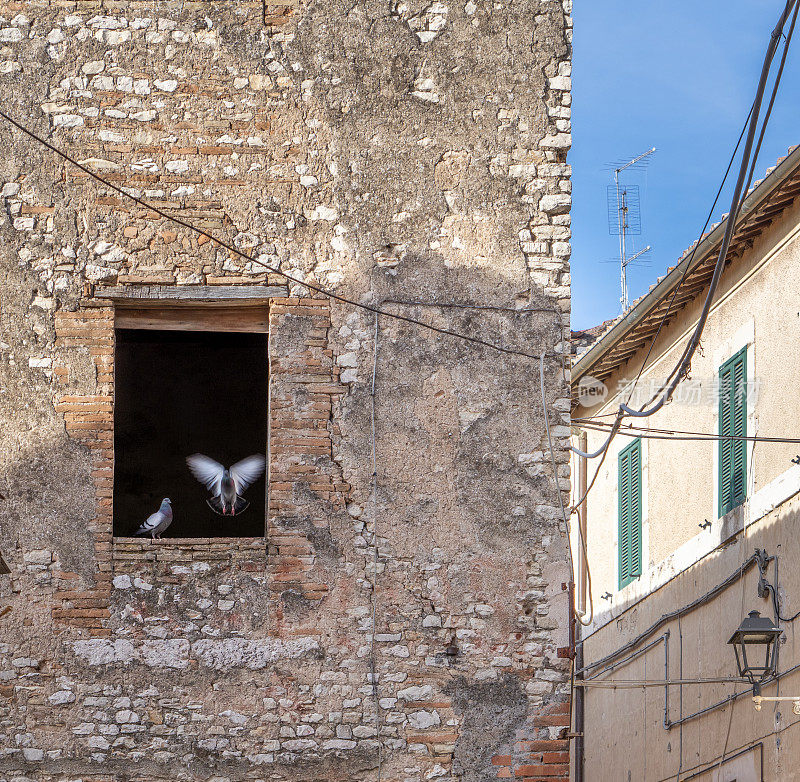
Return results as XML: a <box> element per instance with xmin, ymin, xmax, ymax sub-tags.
<box><xmin>0</xmin><ymin>0</ymin><xmax>571</xmax><ymax>778</ymax></box>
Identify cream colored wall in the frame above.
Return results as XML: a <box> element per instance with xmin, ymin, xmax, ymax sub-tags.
<box><xmin>573</xmin><ymin>199</ymin><xmax>800</xmax><ymax>781</ymax></box>
<box><xmin>574</xmin><ymin>198</ymin><xmax>800</xmax><ymax>617</ymax></box>
<box><xmin>581</xmin><ymin>491</ymin><xmax>800</xmax><ymax>781</ymax></box>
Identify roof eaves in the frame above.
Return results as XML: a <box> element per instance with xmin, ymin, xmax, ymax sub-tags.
<box><xmin>571</xmin><ymin>144</ymin><xmax>800</xmax><ymax>387</ymax></box>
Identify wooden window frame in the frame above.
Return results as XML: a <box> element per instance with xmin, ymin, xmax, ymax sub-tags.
<box><xmin>111</xmin><ymin>297</ymin><xmax>271</xmax><ymax>542</ymax></box>
<box><xmin>114</xmin><ymin>302</ymin><xmax>269</xmax><ymax>333</ymax></box>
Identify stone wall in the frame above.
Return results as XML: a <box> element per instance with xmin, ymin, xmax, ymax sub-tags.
<box><xmin>0</xmin><ymin>1</ymin><xmax>573</xmax><ymax>780</ymax></box>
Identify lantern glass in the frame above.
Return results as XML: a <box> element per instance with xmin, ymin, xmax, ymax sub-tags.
<box><xmin>727</xmin><ymin>610</ymin><xmax>782</xmax><ymax>685</ymax></box>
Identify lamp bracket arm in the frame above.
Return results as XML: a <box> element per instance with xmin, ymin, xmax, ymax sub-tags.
<box><xmin>754</xmin><ymin>548</ymin><xmax>774</xmax><ymax>600</ymax></box>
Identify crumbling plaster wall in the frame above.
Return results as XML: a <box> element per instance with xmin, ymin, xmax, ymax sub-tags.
<box><xmin>0</xmin><ymin>1</ymin><xmax>572</xmax><ymax>780</ymax></box>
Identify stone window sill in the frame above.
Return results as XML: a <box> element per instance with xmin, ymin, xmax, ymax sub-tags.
<box><xmin>111</xmin><ymin>537</ymin><xmax>267</xmax><ymax>566</ymax></box>
<box><xmin>112</xmin><ymin>537</ymin><xmax>266</xmax><ymax>546</ymax></box>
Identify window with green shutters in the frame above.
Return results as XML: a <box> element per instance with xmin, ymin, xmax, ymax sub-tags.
<box><xmin>618</xmin><ymin>438</ymin><xmax>642</xmax><ymax>589</ymax></box>
<box><xmin>719</xmin><ymin>347</ymin><xmax>748</xmax><ymax>517</ymax></box>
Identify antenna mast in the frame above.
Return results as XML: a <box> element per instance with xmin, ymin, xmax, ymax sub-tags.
<box><xmin>613</xmin><ymin>147</ymin><xmax>656</xmax><ymax>311</ymax></box>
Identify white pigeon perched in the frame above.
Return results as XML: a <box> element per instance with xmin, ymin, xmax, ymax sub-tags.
<box><xmin>134</xmin><ymin>498</ymin><xmax>173</xmax><ymax>539</ymax></box>
<box><xmin>186</xmin><ymin>454</ymin><xmax>266</xmax><ymax>516</ymax></box>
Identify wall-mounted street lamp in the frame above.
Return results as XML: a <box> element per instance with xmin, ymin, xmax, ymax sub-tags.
<box><xmin>728</xmin><ymin>609</ymin><xmax>800</xmax><ymax>713</ymax></box>
<box><xmin>727</xmin><ymin>610</ymin><xmax>781</xmax><ymax>694</ymax></box>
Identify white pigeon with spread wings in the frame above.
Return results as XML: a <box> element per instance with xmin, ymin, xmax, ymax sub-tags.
<box><xmin>186</xmin><ymin>454</ymin><xmax>266</xmax><ymax>516</ymax></box>
<box><xmin>134</xmin><ymin>498</ymin><xmax>173</xmax><ymax>539</ymax></box>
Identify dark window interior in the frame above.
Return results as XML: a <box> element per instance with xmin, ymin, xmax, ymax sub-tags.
<box><xmin>114</xmin><ymin>328</ymin><xmax>268</xmax><ymax>538</ymax></box>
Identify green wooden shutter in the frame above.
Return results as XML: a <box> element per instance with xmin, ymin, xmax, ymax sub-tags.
<box><xmin>618</xmin><ymin>438</ymin><xmax>642</xmax><ymax>589</ymax></box>
<box><xmin>718</xmin><ymin>347</ymin><xmax>747</xmax><ymax>517</ymax></box>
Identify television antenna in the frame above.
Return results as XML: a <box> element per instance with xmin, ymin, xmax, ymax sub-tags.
<box><xmin>608</xmin><ymin>147</ymin><xmax>656</xmax><ymax>311</ymax></box>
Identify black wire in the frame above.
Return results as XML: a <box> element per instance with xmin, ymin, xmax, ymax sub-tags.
<box><xmin>572</xmin><ymin>410</ymin><xmax>622</xmax><ymax>420</ymax></box>
<box><xmin>576</xmin><ymin>554</ymin><xmax>760</xmax><ymax>673</ymax></box>
<box><xmin>768</xmin><ymin>554</ymin><xmax>800</xmax><ymax>622</ymax></box>
<box><xmin>624</xmin><ymin>0</ymin><xmax>797</xmax><ymax>420</ymax></box>
<box><xmin>767</xmin><ymin>582</ymin><xmax>800</xmax><ymax>623</ymax></box>
<box><xmin>742</xmin><ymin>0</ymin><xmax>800</xmax><ymax>213</ymax></box>
<box><xmin>0</xmin><ymin>109</ymin><xmax>557</xmax><ymax>362</ymax></box>
<box><xmin>622</xmin><ymin>17</ymin><xmax>787</xmax><ymax>414</ymax></box>
<box><xmin>636</xmin><ymin>45</ymin><xmax>790</xmax><ymax>413</ymax></box>
<box><xmin>623</xmin><ymin>103</ymin><xmax>755</xmax><ymax>410</ymax></box>
<box><xmin>571</xmin><ymin>0</ymin><xmax>797</xmax><ymax>474</ymax></box>
<box><xmin>574</xmin><ymin>420</ymin><xmax>800</xmax><ymax>445</ymax></box>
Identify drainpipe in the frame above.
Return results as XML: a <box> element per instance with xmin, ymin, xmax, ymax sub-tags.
<box><xmin>578</xmin><ymin>432</ymin><xmax>588</xmax><ymax>617</ymax></box>
<box><xmin>574</xmin><ymin>432</ymin><xmax>587</xmax><ymax>782</ymax></box>
<box><xmin>574</xmin><ymin>642</ymin><xmax>585</xmax><ymax>782</ymax></box>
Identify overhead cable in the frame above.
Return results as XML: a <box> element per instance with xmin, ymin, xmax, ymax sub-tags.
<box><xmin>0</xmin><ymin>108</ymin><xmax>558</xmax><ymax>362</ymax></box>
<box><xmin>575</xmin><ymin>553</ymin><xmax>759</xmax><ymax>674</ymax></box>
<box><xmin>569</xmin><ymin>0</ymin><xmax>798</xmax><ymax>490</ymax></box>
<box><xmin>621</xmin><ymin>102</ymin><xmax>755</xmax><ymax>411</ymax></box>
<box><xmin>621</xmin><ymin>0</ymin><xmax>798</xmax><ymax>419</ymax></box>
<box><xmin>574</xmin><ymin>420</ymin><xmax>800</xmax><ymax>445</ymax></box>
<box><xmin>636</xmin><ymin>0</ymin><xmax>800</xmax><ymax>416</ymax></box>
<box><xmin>575</xmin><ymin>677</ymin><xmax>744</xmax><ymax>689</ymax></box>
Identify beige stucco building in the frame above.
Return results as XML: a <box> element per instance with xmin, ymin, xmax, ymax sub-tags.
<box><xmin>571</xmin><ymin>145</ymin><xmax>800</xmax><ymax>780</ymax></box>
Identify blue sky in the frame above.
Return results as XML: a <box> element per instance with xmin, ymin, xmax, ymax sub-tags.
<box><xmin>571</xmin><ymin>1</ymin><xmax>800</xmax><ymax>329</ymax></box>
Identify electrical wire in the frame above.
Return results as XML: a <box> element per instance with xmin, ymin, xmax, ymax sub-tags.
<box><xmin>767</xmin><ymin>581</ymin><xmax>800</xmax><ymax>623</ymax></box>
<box><xmin>573</xmin><ymin>410</ymin><xmax>625</xmax><ymax>420</ymax></box>
<box><xmin>576</xmin><ymin>10</ymin><xmax>796</xmax><ymax>767</ymax></box>
<box><xmin>626</xmin><ymin>0</ymin><xmax>799</xmax><ymax>416</ymax></box>
<box><xmin>569</xmin><ymin>417</ymin><xmax>621</xmax><ymax>459</ymax></box>
<box><xmin>570</xmin><ymin>0</ymin><xmax>798</xmax><ymax>502</ymax></box>
<box><xmin>575</xmin><ymin>553</ymin><xmax>759</xmax><ymax>675</ymax></box>
<box><xmin>622</xmin><ymin>0</ymin><xmax>797</xmax><ymax>420</ymax></box>
<box><xmin>743</xmin><ymin>0</ymin><xmax>800</xmax><ymax>219</ymax></box>
<box><xmin>0</xmin><ymin>103</ymin><xmax>591</xmax><ymax>640</ymax></box>
<box><xmin>0</xmin><ymin>109</ymin><xmax>556</xmax><ymax>363</ymax></box>
<box><xmin>621</xmin><ymin>102</ymin><xmax>755</xmax><ymax>411</ymax></box>
<box><xmin>575</xmin><ymin>677</ymin><xmax>744</xmax><ymax>688</ymax></box>
<box><xmin>574</xmin><ymin>420</ymin><xmax>800</xmax><ymax>445</ymax></box>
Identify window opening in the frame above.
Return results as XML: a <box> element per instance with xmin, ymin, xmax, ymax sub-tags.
<box><xmin>114</xmin><ymin>326</ymin><xmax>268</xmax><ymax>538</ymax></box>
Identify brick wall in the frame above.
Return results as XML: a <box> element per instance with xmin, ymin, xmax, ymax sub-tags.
<box><xmin>491</xmin><ymin>705</ymin><xmax>571</xmax><ymax>779</ymax></box>
<box><xmin>53</xmin><ymin>306</ymin><xmax>115</xmax><ymax>636</ymax></box>
<box><xmin>47</xmin><ymin>296</ymin><xmax>346</xmax><ymax>640</ymax></box>
<box><xmin>268</xmin><ymin>297</ymin><xmax>347</xmax><ymax>608</ymax></box>
<box><xmin>0</xmin><ymin>1</ymin><xmax>572</xmax><ymax>779</ymax></box>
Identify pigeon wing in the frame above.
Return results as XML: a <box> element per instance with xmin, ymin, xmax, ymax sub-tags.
<box><xmin>230</xmin><ymin>454</ymin><xmax>266</xmax><ymax>494</ymax></box>
<box><xmin>186</xmin><ymin>454</ymin><xmax>225</xmax><ymax>495</ymax></box>
<box><xmin>134</xmin><ymin>510</ymin><xmax>163</xmax><ymax>536</ymax></box>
